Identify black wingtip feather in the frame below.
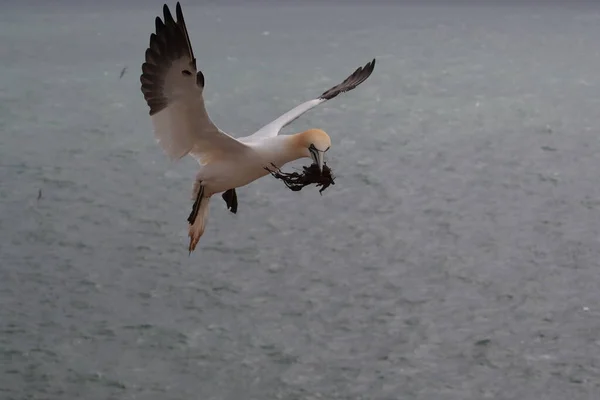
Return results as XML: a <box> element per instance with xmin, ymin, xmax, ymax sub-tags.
<box><xmin>319</xmin><ymin>58</ymin><xmax>376</xmax><ymax>101</ymax></box>
<box><xmin>175</xmin><ymin>2</ymin><xmax>184</xmax><ymax>23</ymax></box>
<box><xmin>163</xmin><ymin>4</ymin><xmax>174</xmax><ymax>25</ymax></box>
<box><xmin>175</xmin><ymin>2</ymin><xmax>196</xmax><ymax>67</ymax></box>
<box><xmin>155</xmin><ymin>16</ymin><xmax>165</xmax><ymax>35</ymax></box>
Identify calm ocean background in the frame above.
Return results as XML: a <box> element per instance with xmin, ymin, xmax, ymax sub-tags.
<box><xmin>2</xmin><ymin>1</ymin><xmax>600</xmax><ymax>399</ymax></box>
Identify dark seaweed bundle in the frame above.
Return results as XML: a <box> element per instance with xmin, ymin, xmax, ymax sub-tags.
<box><xmin>266</xmin><ymin>162</ymin><xmax>335</xmax><ymax>194</ymax></box>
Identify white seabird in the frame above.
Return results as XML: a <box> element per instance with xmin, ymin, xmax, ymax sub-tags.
<box><xmin>140</xmin><ymin>2</ymin><xmax>376</xmax><ymax>252</ymax></box>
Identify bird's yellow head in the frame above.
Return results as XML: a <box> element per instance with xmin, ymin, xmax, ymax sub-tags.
<box><xmin>291</xmin><ymin>129</ymin><xmax>332</xmax><ymax>172</ymax></box>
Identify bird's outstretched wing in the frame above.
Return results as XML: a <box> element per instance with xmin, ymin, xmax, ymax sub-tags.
<box><xmin>140</xmin><ymin>2</ymin><xmax>249</xmax><ymax>162</ymax></box>
<box><xmin>240</xmin><ymin>59</ymin><xmax>376</xmax><ymax>143</ymax></box>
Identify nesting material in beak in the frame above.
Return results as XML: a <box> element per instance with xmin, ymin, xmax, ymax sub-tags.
<box><xmin>266</xmin><ymin>162</ymin><xmax>335</xmax><ymax>194</ymax></box>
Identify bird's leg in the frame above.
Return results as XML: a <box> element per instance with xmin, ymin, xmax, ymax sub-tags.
<box><xmin>221</xmin><ymin>189</ymin><xmax>238</xmax><ymax>214</ymax></box>
<box><xmin>188</xmin><ymin>183</ymin><xmax>204</xmax><ymax>225</ymax></box>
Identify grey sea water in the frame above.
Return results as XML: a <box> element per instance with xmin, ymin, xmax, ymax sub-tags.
<box><xmin>2</xmin><ymin>1</ymin><xmax>600</xmax><ymax>399</ymax></box>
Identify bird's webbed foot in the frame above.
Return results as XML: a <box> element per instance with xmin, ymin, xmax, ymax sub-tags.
<box><xmin>222</xmin><ymin>189</ymin><xmax>238</xmax><ymax>214</ymax></box>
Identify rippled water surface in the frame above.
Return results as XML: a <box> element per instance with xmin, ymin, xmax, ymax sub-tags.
<box><xmin>2</xmin><ymin>2</ymin><xmax>600</xmax><ymax>399</ymax></box>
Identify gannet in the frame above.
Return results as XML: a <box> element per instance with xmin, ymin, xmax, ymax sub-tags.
<box><xmin>140</xmin><ymin>2</ymin><xmax>376</xmax><ymax>252</ymax></box>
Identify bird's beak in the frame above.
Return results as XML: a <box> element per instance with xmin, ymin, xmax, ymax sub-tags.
<box><xmin>310</xmin><ymin>149</ymin><xmax>324</xmax><ymax>173</ymax></box>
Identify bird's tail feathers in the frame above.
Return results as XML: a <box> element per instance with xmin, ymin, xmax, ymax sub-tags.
<box><xmin>188</xmin><ymin>197</ymin><xmax>210</xmax><ymax>254</ymax></box>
